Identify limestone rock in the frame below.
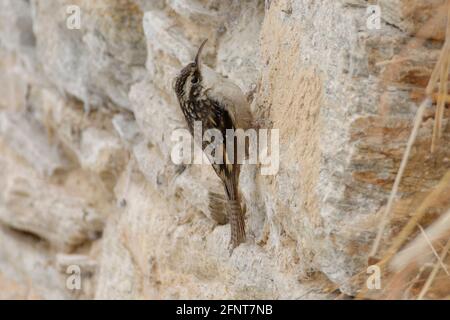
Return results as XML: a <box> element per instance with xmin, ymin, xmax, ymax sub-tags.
<box><xmin>0</xmin><ymin>153</ymin><xmax>104</xmax><ymax>250</ymax></box>
<box><xmin>31</xmin><ymin>0</ymin><xmax>147</xmax><ymax>110</ymax></box>
<box><xmin>0</xmin><ymin>0</ymin><xmax>36</xmax><ymax>68</ymax></box>
<box><xmin>0</xmin><ymin>0</ymin><xmax>448</xmax><ymax>299</ymax></box>
<box><xmin>0</xmin><ymin>111</ymin><xmax>69</xmax><ymax>176</ymax></box>
<box><xmin>0</xmin><ymin>225</ymin><xmax>70</xmax><ymax>299</ymax></box>
<box><xmin>379</xmin><ymin>0</ymin><xmax>447</xmax><ymax>40</ymax></box>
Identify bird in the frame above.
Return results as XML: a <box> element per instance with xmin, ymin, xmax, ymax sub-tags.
<box><xmin>173</xmin><ymin>39</ymin><xmax>253</xmax><ymax>250</ymax></box>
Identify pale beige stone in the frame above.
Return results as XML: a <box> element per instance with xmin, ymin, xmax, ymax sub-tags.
<box><xmin>0</xmin><ymin>0</ymin><xmax>447</xmax><ymax>299</ymax></box>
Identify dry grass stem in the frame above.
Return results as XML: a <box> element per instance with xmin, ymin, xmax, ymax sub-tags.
<box><xmin>417</xmin><ymin>238</ymin><xmax>450</xmax><ymax>300</ymax></box>
<box><xmin>379</xmin><ymin>171</ymin><xmax>450</xmax><ymax>268</ymax></box>
<box><xmin>425</xmin><ymin>43</ymin><xmax>447</xmax><ymax>95</ymax></box>
<box><xmin>370</xmin><ymin>0</ymin><xmax>450</xmax><ymax>260</ymax></box>
<box><xmin>430</xmin><ymin>0</ymin><xmax>450</xmax><ymax>151</ymax></box>
<box><xmin>431</xmin><ymin>44</ymin><xmax>450</xmax><ymax>152</ymax></box>
<box><xmin>417</xmin><ymin>224</ymin><xmax>450</xmax><ymax>276</ymax></box>
<box><xmin>391</xmin><ymin>209</ymin><xmax>450</xmax><ymax>271</ymax></box>
<box><xmin>358</xmin><ymin>171</ymin><xmax>450</xmax><ymax>299</ymax></box>
<box><xmin>369</xmin><ymin>98</ymin><xmax>432</xmax><ymax>258</ymax></box>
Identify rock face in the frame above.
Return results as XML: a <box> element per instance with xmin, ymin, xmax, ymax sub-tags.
<box><xmin>0</xmin><ymin>0</ymin><xmax>448</xmax><ymax>299</ymax></box>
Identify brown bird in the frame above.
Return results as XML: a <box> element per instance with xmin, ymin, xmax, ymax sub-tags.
<box><xmin>173</xmin><ymin>39</ymin><xmax>253</xmax><ymax>250</ymax></box>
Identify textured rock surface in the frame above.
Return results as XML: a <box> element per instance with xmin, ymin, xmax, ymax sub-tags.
<box><xmin>0</xmin><ymin>0</ymin><xmax>448</xmax><ymax>299</ymax></box>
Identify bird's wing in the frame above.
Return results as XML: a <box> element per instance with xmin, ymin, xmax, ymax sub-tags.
<box><xmin>201</xmin><ymin>65</ymin><xmax>253</xmax><ymax>130</ymax></box>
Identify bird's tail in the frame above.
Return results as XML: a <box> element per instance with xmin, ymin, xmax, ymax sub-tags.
<box><xmin>224</xmin><ymin>174</ymin><xmax>246</xmax><ymax>250</ymax></box>
<box><xmin>208</xmin><ymin>190</ymin><xmax>227</xmax><ymax>225</ymax></box>
<box><xmin>228</xmin><ymin>199</ymin><xmax>246</xmax><ymax>250</ymax></box>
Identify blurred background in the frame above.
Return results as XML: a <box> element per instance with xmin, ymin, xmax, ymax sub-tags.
<box><xmin>0</xmin><ymin>0</ymin><xmax>449</xmax><ymax>299</ymax></box>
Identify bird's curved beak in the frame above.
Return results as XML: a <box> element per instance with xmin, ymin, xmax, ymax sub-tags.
<box><xmin>194</xmin><ymin>39</ymin><xmax>208</xmax><ymax>66</ymax></box>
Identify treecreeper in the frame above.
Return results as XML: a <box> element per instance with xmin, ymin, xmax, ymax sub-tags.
<box><xmin>173</xmin><ymin>39</ymin><xmax>253</xmax><ymax>251</ymax></box>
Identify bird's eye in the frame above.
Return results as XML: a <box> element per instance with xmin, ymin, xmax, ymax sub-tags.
<box><xmin>191</xmin><ymin>76</ymin><xmax>199</xmax><ymax>84</ymax></box>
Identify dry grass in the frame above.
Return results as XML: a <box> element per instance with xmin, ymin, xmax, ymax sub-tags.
<box><xmin>354</xmin><ymin>0</ymin><xmax>450</xmax><ymax>300</ymax></box>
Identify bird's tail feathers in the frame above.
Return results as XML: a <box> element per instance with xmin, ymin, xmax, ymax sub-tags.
<box><xmin>228</xmin><ymin>199</ymin><xmax>246</xmax><ymax>250</ymax></box>
<box><xmin>208</xmin><ymin>191</ymin><xmax>228</xmax><ymax>225</ymax></box>
<box><xmin>223</xmin><ymin>174</ymin><xmax>246</xmax><ymax>250</ymax></box>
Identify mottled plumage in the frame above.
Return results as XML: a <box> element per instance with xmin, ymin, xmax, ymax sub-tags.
<box><xmin>174</xmin><ymin>39</ymin><xmax>250</xmax><ymax>250</ymax></box>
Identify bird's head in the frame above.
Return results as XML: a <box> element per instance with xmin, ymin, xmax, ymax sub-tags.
<box><xmin>174</xmin><ymin>39</ymin><xmax>208</xmax><ymax>100</ymax></box>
